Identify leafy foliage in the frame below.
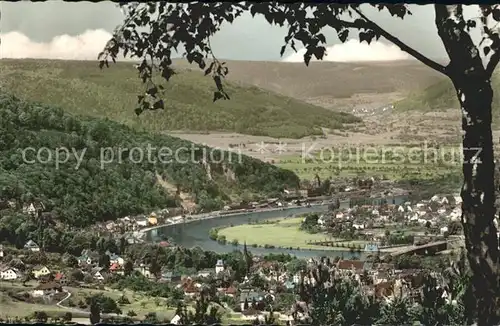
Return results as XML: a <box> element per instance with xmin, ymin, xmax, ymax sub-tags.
<box><xmin>0</xmin><ymin>93</ymin><xmax>299</xmax><ymax>228</ymax></box>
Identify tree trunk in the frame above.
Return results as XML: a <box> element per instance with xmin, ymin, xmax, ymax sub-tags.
<box><xmin>434</xmin><ymin>5</ymin><xmax>500</xmax><ymax>323</ymax></box>
<box><xmin>453</xmin><ymin>75</ymin><xmax>499</xmax><ymax>324</ymax></box>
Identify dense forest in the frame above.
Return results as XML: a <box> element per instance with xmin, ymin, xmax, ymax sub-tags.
<box><xmin>0</xmin><ymin>93</ymin><xmax>299</xmax><ymax>228</ymax></box>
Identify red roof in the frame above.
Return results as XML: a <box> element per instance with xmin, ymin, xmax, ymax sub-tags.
<box><xmin>337</xmin><ymin>260</ymin><xmax>365</xmax><ymax>270</ymax></box>
<box><xmin>159</xmin><ymin>241</ymin><xmax>170</xmax><ymax>247</ymax></box>
<box><xmin>224</xmin><ymin>286</ymin><xmax>237</xmax><ymax>294</ymax></box>
<box><xmin>54</xmin><ymin>272</ymin><xmax>64</xmax><ymax>281</ymax></box>
<box><xmin>110</xmin><ymin>263</ymin><xmax>121</xmax><ymax>271</ymax></box>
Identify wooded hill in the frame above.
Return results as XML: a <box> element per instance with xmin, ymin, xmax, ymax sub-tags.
<box><xmin>0</xmin><ymin>93</ymin><xmax>299</xmax><ymax>227</ymax></box>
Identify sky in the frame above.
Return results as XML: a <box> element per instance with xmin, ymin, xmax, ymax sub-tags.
<box><xmin>0</xmin><ymin>2</ymin><xmax>482</xmax><ymax>63</ymax></box>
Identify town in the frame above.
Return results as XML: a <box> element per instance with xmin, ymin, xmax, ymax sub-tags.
<box><xmin>0</xmin><ymin>175</ymin><xmax>471</xmax><ymax>324</ymax></box>
<box><xmin>3</xmin><ymin>1</ymin><xmax>500</xmax><ymax>325</ymax></box>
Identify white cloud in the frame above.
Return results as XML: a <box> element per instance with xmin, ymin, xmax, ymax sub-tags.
<box><xmin>282</xmin><ymin>39</ymin><xmax>411</xmax><ymax>63</ymax></box>
<box><xmin>0</xmin><ymin>29</ymin><xmax>115</xmax><ymax>60</ymax></box>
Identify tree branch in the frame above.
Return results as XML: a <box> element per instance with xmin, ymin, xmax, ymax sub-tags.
<box><xmin>486</xmin><ymin>50</ymin><xmax>500</xmax><ymax>78</ymax></box>
<box><xmin>352</xmin><ymin>7</ymin><xmax>449</xmax><ymax>76</ymax></box>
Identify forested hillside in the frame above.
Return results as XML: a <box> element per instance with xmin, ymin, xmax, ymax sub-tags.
<box><xmin>0</xmin><ymin>94</ymin><xmax>299</xmax><ymax>228</ymax></box>
<box><xmin>394</xmin><ymin>70</ymin><xmax>500</xmax><ymax>124</ymax></box>
<box><xmin>0</xmin><ymin>59</ymin><xmax>362</xmax><ymax>138</ymax></box>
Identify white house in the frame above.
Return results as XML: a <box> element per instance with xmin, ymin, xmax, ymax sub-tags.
<box><xmin>135</xmin><ymin>265</ymin><xmax>153</xmax><ymax>279</ymax></box>
<box><xmin>198</xmin><ymin>269</ymin><xmax>213</xmax><ymax>278</ymax></box>
<box><xmin>440</xmin><ymin>226</ymin><xmax>449</xmax><ymax>235</ymax></box>
<box><xmin>24</xmin><ymin>240</ymin><xmax>40</xmax><ymax>252</ymax></box>
<box><xmin>0</xmin><ymin>244</ymin><xmax>4</xmax><ymax>258</ymax></box>
<box><xmin>25</xmin><ymin>203</ymin><xmax>36</xmax><ymax>216</ymax></box>
<box><xmin>170</xmin><ymin>315</ymin><xmax>181</xmax><ymax>325</ymax></box>
<box><xmin>0</xmin><ymin>267</ymin><xmax>20</xmax><ymax>280</ymax></box>
<box><xmin>215</xmin><ymin>259</ymin><xmax>225</xmax><ymax>274</ymax></box>
<box><xmin>31</xmin><ymin>282</ymin><xmax>63</xmax><ymax>297</ymax></box>
<box><xmin>135</xmin><ymin>218</ymin><xmax>149</xmax><ymax>227</ymax></box>
<box><xmin>353</xmin><ymin>223</ymin><xmax>365</xmax><ymax>230</ymax></box>
<box><xmin>92</xmin><ymin>267</ymin><xmax>105</xmax><ymax>281</ymax></box>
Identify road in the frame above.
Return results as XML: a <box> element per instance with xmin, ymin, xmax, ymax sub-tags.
<box><xmin>56</xmin><ymin>288</ymin><xmax>125</xmax><ymax>319</ymax></box>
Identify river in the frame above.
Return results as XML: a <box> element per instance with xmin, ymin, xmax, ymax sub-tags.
<box><xmin>147</xmin><ymin>202</ymin><xmax>363</xmax><ymax>259</ymax></box>
<box><xmin>145</xmin><ymin>193</ymin><xmax>408</xmax><ymax>259</ymax></box>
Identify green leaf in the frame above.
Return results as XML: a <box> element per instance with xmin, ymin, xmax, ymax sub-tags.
<box><xmin>213</xmin><ymin>75</ymin><xmax>223</xmax><ymax>91</ymax></box>
<box><xmin>152</xmin><ymin>99</ymin><xmax>164</xmax><ymax>110</ymax></box>
<box><xmin>213</xmin><ymin>91</ymin><xmax>224</xmax><ymax>102</ymax></box>
<box><xmin>317</xmin><ymin>33</ymin><xmax>326</xmax><ymax>44</ymax></box>
<box><xmin>204</xmin><ymin>62</ymin><xmax>215</xmax><ymax>76</ymax></box>
<box><xmin>123</xmin><ymin>29</ymin><xmax>132</xmax><ymax>41</ymax></box>
<box><xmin>303</xmin><ymin>50</ymin><xmax>313</xmax><ymax>66</ymax></box>
<box><xmin>338</xmin><ymin>30</ymin><xmax>349</xmax><ymax>43</ymax></box>
<box><xmin>161</xmin><ymin>67</ymin><xmax>175</xmax><ymax>81</ymax></box>
<box><xmin>147</xmin><ymin>86</ymin><xmax>159</xmax><ymax>97</ymax></box>
<box><xmin>250</xmin><ymin>5</ymin><xmax>257</xmax><ymax>17</ymax></box>
<box><xmin>280</xmin><ymin>45</ymin><xmax>287</xmax><ymax>57</ymax></box>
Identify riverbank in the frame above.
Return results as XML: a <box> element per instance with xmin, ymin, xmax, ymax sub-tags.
<box><xmin>148</xmin><ymin>203</ymin><xmax>366</xmax><ymax>259</ymax></box>
<box><xmin>139</xmin><ymin>202</ymin><xmax>334</xmax><ymax>234</ymax></box>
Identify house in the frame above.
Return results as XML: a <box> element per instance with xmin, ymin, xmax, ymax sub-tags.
<box><xmin>148</xmin><ymin>213</ymin><xmax>158</xmax><ymax>226</ymax></box>
<box><xmin>31</xmin><ymin>281</ymin><xmax>63</xmax><ymax>297</ymax></box>
<box><xmin>77</xmin><ymin>255</ymin><xmax>93</xmax><ymax>266</ymax></box>
<box><xmin>0</xmin><ymin>266</ymin><xmax>21</xmax><ymax>280</ymax></box>
<box><xmin>105</xmin><ymin>252</ymin><xmax>125</xmax><ymax>266</ymax></box>
<box><xmin>179</xmin><ymin>277</ymin><xmax>200</xmax><ymax>297</ymax></box>
<box><xmin>135</xmin><ymin>217</ymin><xmax>149</xmax><ymax>227</ymax></box>
<box><xmin>134</xmin><ymin>265</ymin><xmax>154</xmax><ymax>279</ymax></box>
<box><xmin>198</xmin><ymin>268</ymin><xmax>213</xmax><ymax>278</ymax></box>
<box><xmin>215</xmin><ymin>259</ymin><xmax>224</xmax><ymax>274</ymax></box>
<box><xmin>92</xmin><ymin>267</ymin><xmax>105</xmax><ymax>281</ymax></box>
<box><xmin>54</xmin><ymin>272</ymin><xmax>69</xmax><ymax>285</ymax></box>
<box><xmin>158</xmin><ymin>241</ymin><xmax>170</xmax><ymax>247</ymax></box>
<box><xmin>24</xmin><ymin>240</ymin><xmax>40</xmax><ymax>252</ymax></box>
<box><xmin>239</xmin><ymin>289</ymin><xmax>263</xmax><ymax>311</ymax></box>
<box><xmin>284</xmin><ymin>280</ymin><xmax>295</xmax><ymax>290</ymax></box>
<box><xmin>32</xmin><ymin>265</ymin><xmax>51</xmax><ymax>279</ymax></box>
<box><xmin>170</xmin><ymin>315</ymin><xmax>181</xmax><ymax>325</ymax></box>
<box><xmin>221</xmin><ymin>285</ymin><xmax>237</xmax><ymax>297</ymax></box>
<box><xmin>0</xmin><ymin>244</ymin><xmax>3</xmax><ymax>258</ymax></box>
<box><xmin>337</xmin><ymin>260</ymin><xmax>365</xmax><ymax>273</ymax></box>
<box><xmin>109</xmin><ymin>263</ymin><xmax>124</xmax><ymax>275</ymax></box>
<box><xmin>159</xmin><ymin>270</ymin><xmax>173</xmax><ymax>282</ymax></box>
<box><xmin>364</xmin><ymin>244</ymin><xmax>379</xmax><ymax>253</ymax></box>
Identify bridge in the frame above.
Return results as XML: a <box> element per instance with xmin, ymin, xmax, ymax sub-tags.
<box><xmin>389</xmin><ymin>240</ymin><xmax>457</xmax><ymax>258</ymax></box>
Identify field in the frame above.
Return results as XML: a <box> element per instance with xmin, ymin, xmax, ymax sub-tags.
<box><xmin>0</xmin><ymin>59</ymin><xmax>361</xmax><ymax>139</ymax></box>
<box><xmin>275</xmin><ymin>144</ymin><xmax>464</xmax><ymax>182</ymax></box>
<box><xmin>0</xmin><ymin>281</ymin><xmax>174</xmax><ymax>321</ymax></box>
<box><xmin>217</xmin><ymin>217</ymin><xmax>368</xmax><ymax>250</ymax></box>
